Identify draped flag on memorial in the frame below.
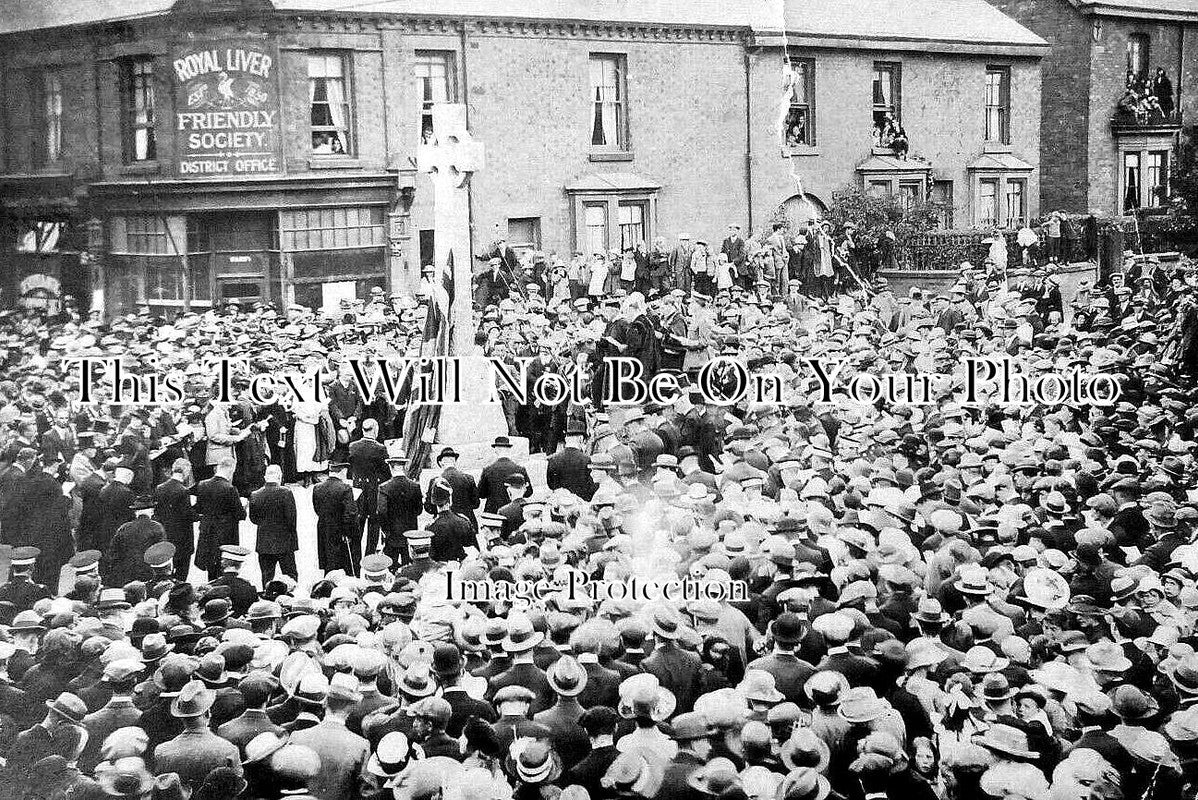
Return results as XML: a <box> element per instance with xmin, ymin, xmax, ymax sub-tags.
<box><xmin>401</xmin><ymin>251</ymin><xmax>455</xmax><ymax>477</ymax></box>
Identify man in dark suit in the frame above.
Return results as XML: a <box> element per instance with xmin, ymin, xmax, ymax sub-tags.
<box><xmin>426</xmin><ymin>480</ymin><xmax>475</xmax><ymax>563</ymax></box>
<box><xmin>639</xmin><ymin>609</ymin><xmax>703</xmax><ymax>714</ymax></box>
<box><xmin>476</xmin><ymin>437</ymin><xmax>529</xmax><ymax>514</ymax></box>
<box><xmin>566</xmin><ymin>707</ymin><xmax>621</xmax><ymax>798</ymax></box>
<box><xmin>745</xmin><ymin>613</ymin><xmax>816</xmax><ymax>705</ymax></box>
<box><xmin>77</xmin><ymin>457</ymin><xmax>115</xmax><ymax>553</ymax></box>
<box><xmin>1110</xmin><ymin>477</ymin><xmax>1150</xmax><ymax>552</ymax></box>
<box><xmin>327</xmin><ymin>367</ymin><xmax>365</xmax><ymax>457</ymax></box>
<box><xmin>95</xmin><ymin>464</ymin><xmax>137</xmax><ymax>575</ymax></box>
<box><xmin>814</xmin><ymin>611</ymin><xmax>879</xmax><ymax>688</ymax></box>
<box><xmin>153</xmin><ymin>461</ymin><xmax>196</xmax><ymax>581</ymax></box>
<box><xmin>106</xmin><ymin>497</ymin><xmax>165</xmax><ymax>587</ymax></box>
<box><xmin>496</xmin><ymin>473</ymin><xmax>532</xmax><ymax>539</ymax></box>
<box><xmin>487</xmin><ymin>617</ymin><xmax>554</xmax><ymax>713</ymax></box>
<box><xmin>431</xmin><ymin>644</ymin><xmax>496</xmax><ymax>738</ymax></box>
<box><xmin>215</xmin><ymin>673</ymin><xmax>283</xmax><ymax>753</ymax></box>
<box><xmin>425</xmin><ymin>447</ymin><xmax>479</xmax><ymax>531</ymax></box>
<box><xmin>193</xmin><ymin>457</ymin><xmax>245</xmax><ymax>582</ymax></box>
<box><xmin>348</xmin><ymin>419</ymin><xmax>390</xmax><ymax>556</ymax></box>
<box><xmin>376</xmin><ymin>456</ymin><xmax>422</xmax><ymax>564</ymax></box>
<box><xmin>720</xmin><ymin>224</ymin><xmax>748</xmax><ymax>287</ymax></box>
<box><xmin>38</xmin><ymin>409</ymin><xmax>76</xmax><ymax>479</ymax></box>
<box><xmin>249</xmin><ymin>464</ymin><xmax>298</xmax><ymax>582</ymax></box>
<box><xmin>312</xmin><ymin>462</ymin><xmax>359</xmax><ymax>575</ymax></box>
<box><xmin>546</xmin><ymin>422</ymin><xmax>595</xmax><ymax>500</ymax></box>
<box><xmin>79</xmin><ymin>662</ymin><xmax>142</xmax><ymax>773</ymax></box>
<box><xmin>656</xmin><ymin>712</ymin><xmax>714</xmax><ymax>800</ymax></box>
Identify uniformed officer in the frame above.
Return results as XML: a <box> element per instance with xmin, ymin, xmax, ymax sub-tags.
<box><xmin>207</xmin><ymin>545</ymin><xmax>257</xmax><ymax>617</ymax></box>
<box><xmin>360</xmin><ymin>553</ymin><xmax>393</xmax><ymax>594</ymax></box>
<box><xmin>375</xmin><ymin>456</ymin><xmax>422</xmax><ymax>565</ymax></box>
<box><xmin>397</xmin><ymin>531</ymin><xmax>439</xmax><ymax>581</ymax></box>
<box><xmin>426</xmin><ymin>480</ymin><xmax>475</xmax><ymax>563</ymax></box>
<box><xmin>0</xmin><ymin>547</ymin><xmax>50</xmax><ymax>615</ymax></box>
<box><xmin>143</xmin><ymin>541</ymin><xmax>178</xmax><ymax>600</ymax></box>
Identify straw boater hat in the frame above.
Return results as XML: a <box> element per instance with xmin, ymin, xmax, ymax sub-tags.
<box><xmin>501</xmin><ymin>615</ymin><xmax>544</xmax><ymax>653</ymax></box>
<box><xmin>617</xmin><ymin>674</ymin><xmax>676</xmax><ymax>722</ymax></box>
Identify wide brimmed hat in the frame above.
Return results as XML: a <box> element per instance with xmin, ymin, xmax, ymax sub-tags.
<box><xmin>547</xmin><ymin>655</ymin><xmax>588</xmax><ymax>697</ymax></box>
<box><xmin>780</xmin><ymin>728</ymin><xmax>831</xmax><ymax>774</ymax></box>
<box><xmin>515</xmin><ymin>741</ymin><xmax>560</xmax><ymax>784</ymax></box>
<box><xmin>961</xmin><ymin>646</ymin><xmax>1009</xmax><ymax>674</ymax></box>
<box><xmin>97</xmin><ymin>757</ymin><xmax>155</xmax><ymax>798</ymax></box>
<box><xmin>738</xmin><ymin>670</ymin><xmax>785</xmax><ymax>704</ymax></box>
<box><xmin>1110</xmin><ymin>684</ymin><xmax>1160</xmax><ymax>722</ymax></box>
<box><xmin>397</xmin><ymin>664</ymin><xmax>437</xmax><ymax>698</ymax></box>
<box><xmin>1169</xmin><ymin>654</ymin><xmax>1198</xmax><ymax>695</ymax></box>
<box><xmin>618</xmin><ymin>674</ymin><xmax>676</xmax><ymax>721</ymax></box>
<box><xmin>777</xmin><ymin>767</ymin><xmax>832</xmax><ymax>800</ymax></box>
<box><xmin>686</xmin><ymin>758</ymin><xmax>741</xmax><ymax>796</ymax></box>
<box><xmin>650</xmin><ymin>608</ymin><xmax>685</xmax><ymax>640</ymax></box>
<box><xmin>243</xmin><ymin>731</ymin><xmax>289</xmax><ymax>765</ymax></box>
<box><xmin>954</xmin><ymin>567</ymin><xmax>994</xmax><ymax>596</ymax></box>
<box><xmin>501</xmin><ymin>615</ymin><xmax>544</xmax><ymax>653</ymax></box>
<box><xmin>837</xmin><ymin>687</ymin><xmax>888</xmax><ymax>724</ymax></box>
<box><xmin>1086</xmin><ymin>641</ymin><xmax>1132</xmax><ymax>674</ymax></box>
<box><xmin>44</xmin><ymin>692</ymin><xmax>87</xmax><ymax>725</ymax></box>
<box><xmin>974</xmin><ymin>724</ymin><xmax>1039</xmax><ymax>760</ymax></box>
<box><xmin>170</xmin><ymin>680</ymin><xmax>215</xmax><ymax>718</ymax></box>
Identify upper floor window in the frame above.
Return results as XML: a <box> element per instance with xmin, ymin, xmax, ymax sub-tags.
<box><xmin>414</xmin><ymin>51</ymin><xmax>456</xmax><ymax>144</ymax></box>
<box><xmin>590</xmin><ymin>54</ymin><xmax>628</xmax><ymax>152</ymax></box>
<box><xmin>872</xmin><ymin>62</ymin><xmax>903</xmax><ymax>152</ymax></box>
<box><xmin>120</xmin><ymin>57</ymin><xmax>157</xmax><ymax>162</ymax></box>
<box><xmin>30</xmin><ymin>69</ymin><xmax>64</xmax><ymax>166</ymax></box>
<box><xmin>785</xmin><ymin>59</ymin><xmax>815</xmax><ymax>147</ymax></box>
<box><xmin>985</xmin><ymin>67</ymin><xmax>1011</xmax><ymax>144</ymax></box>
<box><xmin>309</xmin><ymin>53</ymin><xmax>352</xmax><ymax>155</ymax></box>
<box><xmin>1127</xmin><ymin>33</ymin><xmax>1150</xmax><ymax>82</ymax></box>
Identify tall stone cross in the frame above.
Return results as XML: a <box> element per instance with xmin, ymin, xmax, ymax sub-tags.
<box><xmin>416</xmin><ymin>103</ymin><xmax>485</xmax><ymax>355</ymax></box>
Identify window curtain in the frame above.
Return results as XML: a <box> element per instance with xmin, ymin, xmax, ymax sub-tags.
<box><xmin>591</xmin><ymin>59</ymin><xmax>618</xmax><ymax>147</ymax></box>
<box><xmin>326</xmin><ymin>77</ymin><xmax>347</xmax><ymax>151</ymax></box>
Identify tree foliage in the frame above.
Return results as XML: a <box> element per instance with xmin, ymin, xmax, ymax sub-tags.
<box><xmin>1173</xmin><ymin>124</ymin><xmax>1198</xmax><ymax>221</ymax></box>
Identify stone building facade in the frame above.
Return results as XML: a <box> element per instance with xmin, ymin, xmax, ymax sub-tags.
<box><xmin>0</xmin><ymin>0</ymin><xmax>1044</xmax><ymax>315</ymax></box>
<box><xmin>986</xmin><ymin>0</ymin><xmax>1198</xmax><ymax>216</ymax></box>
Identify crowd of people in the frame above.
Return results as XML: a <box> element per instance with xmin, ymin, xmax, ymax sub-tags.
<box><xmin>0</xmin><ymin>221</ymin><xmax>1197</xmax><ymax>800</ymax></box>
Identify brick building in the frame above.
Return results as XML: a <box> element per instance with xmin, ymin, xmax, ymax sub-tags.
<box><xmin>986</xmin><ymin>0</ymin><xmax>1198</xmax><ymax>216</ymax></box>
<box><xmin>0</xmin><ymin>0</ymin><xmax>1043</xmax><ymax>315</ymax></box>
<box><xmin>751</xmin><ymin>0</ymin><xmax>1047</xmax><ymax>233</ymax></box>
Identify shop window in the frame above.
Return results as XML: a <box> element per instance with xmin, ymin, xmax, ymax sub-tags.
<box><xmin>120</xmin><ymin>57</ymin><xmax>157</xmax><ymax>162</ymax></box>
<box><xmin>590</xmin><ymin>54</ymin><xmax>629</xmax><ymax>152</ymax></box>
<box><xmin>415</xmin><ymin>51</ymin><xmax>456</xmax><ymax>143</ymax></box>
<box><xmin>785</xmin><ymin>59</ymin><xmax>815</xmax><ymax>147</ymax></box>
<box><xmin>281</xmin><ymin>207</ymin><xmax>385</xmax><ymax>252</ymax></box>
<box><xmin>309</xmin><ymin>53</ymin><xmax>352</xmax><ymax>155</ymax></box>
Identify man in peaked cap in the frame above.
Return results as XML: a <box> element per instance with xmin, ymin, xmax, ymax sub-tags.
<box><xmin>426</xmin><ymin>478</ymin><xmax>476</xmax><ymax>562</ymax></box>
<box><xmin>105</xmin><ymin>496</ymin><xmax>165</xmax><ymax>588</ymax></box>
<box><xmin>0</xmin><ymin>546</ymin><xmax>50</xmax><ymax>613</ymax></box>
<box><xmin>376</xmin><ymin>456</ymin><xmax>423</xmax><ymax>565</ymax></box>
<box><xmin>208</xmin><ymin>545</ymin><xmax>257</xmax><ymax>617</ymax></box>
